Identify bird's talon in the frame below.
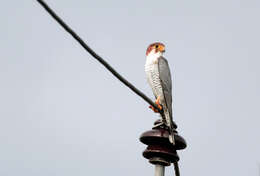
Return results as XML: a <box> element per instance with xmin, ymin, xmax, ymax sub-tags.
<box><xmin>149</xmin><ymin>105</ymin><xmax>159</xmax><ymax>113</ymax></box>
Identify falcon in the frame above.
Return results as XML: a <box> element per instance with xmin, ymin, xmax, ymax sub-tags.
<box><xmin>145</xmin><ymin>42</ymin><xmax>175</xmax><ymax>144</ymax></box>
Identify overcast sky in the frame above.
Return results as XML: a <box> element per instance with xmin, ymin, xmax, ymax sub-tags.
<box><xmin>1</xmin><ymin>0</ymin><xmax>260</xmax><ymax>176</ymax></box>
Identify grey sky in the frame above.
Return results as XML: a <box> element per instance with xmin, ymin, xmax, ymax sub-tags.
<box><xmin>1</xmin><ymin>0</ymin><xmax>260</xmax><ymax>176</ymax></box>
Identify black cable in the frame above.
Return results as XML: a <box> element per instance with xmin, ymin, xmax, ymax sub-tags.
<box><xmin>174</xmin><ymin>162</ymin><xmax>180</xmax><ymax>176</ymax></box>
<box><xmin>36</xmin><ymin>0</ymin><xmax>163</xmax><ymax>115</ymax></box>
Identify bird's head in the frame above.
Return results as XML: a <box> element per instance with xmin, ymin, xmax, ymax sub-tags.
<box><xmin>146</xmin><ymin>42</ymin><xmax>165</xmax><ymax>56</ymax></box>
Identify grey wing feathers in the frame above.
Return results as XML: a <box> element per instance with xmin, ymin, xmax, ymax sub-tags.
<box><xmin>158</xmin><ymin>56</ymin><xmax>173</xmax><ymax>118</ymax></box>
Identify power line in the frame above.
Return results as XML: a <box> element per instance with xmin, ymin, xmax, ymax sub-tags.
<box><xmin>174</xmin><ymin>162</ymin><xmax>180</xmax><ymax>176</ymax></box>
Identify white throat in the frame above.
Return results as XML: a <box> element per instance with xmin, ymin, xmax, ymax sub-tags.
<box><xmin>145</xmin><ymin>49</ymin><xmax>163</xmax><ymax>65</ymax></box>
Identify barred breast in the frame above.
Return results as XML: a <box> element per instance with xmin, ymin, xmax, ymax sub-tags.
<box><xmin>145</xmin><ymin>62</ymin><xmax>164</xmax><ymax>101</ymax></box>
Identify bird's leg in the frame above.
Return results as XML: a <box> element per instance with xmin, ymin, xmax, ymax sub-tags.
<box><xmin>155</xmin><ymin>96</ymin><xmax>163</xmax><ymax>110</ymax></box>
<box><xmin>149</xmin><ymin>96</ymin><xmax>163</xmax><ymax>113</ymax></box>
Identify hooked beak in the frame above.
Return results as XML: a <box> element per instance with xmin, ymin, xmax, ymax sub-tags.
<box><xmin>158</xmin><ymin>45</ymin><xmax>165</xmax><ymax>53</ymax></box>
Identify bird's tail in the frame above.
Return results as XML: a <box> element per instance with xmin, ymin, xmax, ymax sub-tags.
<box><xmin>168</xmin><ymin>129</ymin><xmax>175</xmax><ymax>145</ymax></box>
<box><xmin>163</xmin><ymin>107</ymin><xmax>175</xmax><ymax>145</ymax></box>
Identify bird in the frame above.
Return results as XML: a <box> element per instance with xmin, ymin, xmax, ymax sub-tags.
<box><xmin>145</xmin><ymin>42</ymin><xmax>175</xmax><ymax>144</ymax></box>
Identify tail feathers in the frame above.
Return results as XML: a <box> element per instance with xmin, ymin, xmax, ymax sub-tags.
<box><xmin>163</xmin><ymin>107</ymin><xmax>175</xmax><ymax>145</ymax></box>
<box><xmin>169</xmin><ymin>131</ymin><xmax>175</xmax><ymax>145</ymax></box>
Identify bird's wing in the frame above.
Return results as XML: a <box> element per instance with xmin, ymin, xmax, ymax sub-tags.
<box><xmin>158</xmin><ymin>56</ymin><xmax>173</xmax><ymax>118</ymax></box>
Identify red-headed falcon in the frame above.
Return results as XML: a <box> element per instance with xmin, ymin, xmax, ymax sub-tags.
<box><xmin>145</xmin><ymin>42</ymin><xmax>175</xmax><ymax>144</ymax></box>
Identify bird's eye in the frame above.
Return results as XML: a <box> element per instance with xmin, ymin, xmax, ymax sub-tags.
<box><xmin>155</xmin><ymin>45</ymin><xmax>159</xmax><ymax>48</ymax></box>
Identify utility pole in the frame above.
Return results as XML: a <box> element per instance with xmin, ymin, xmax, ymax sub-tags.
<box><xmin>140</xmin><ymin>120</ymin><xmax>186</xmax><ymax>176</ymax></box>
<box><xmin>155</xmin><ymin>164</ymin><xmax>165</xmax><ymax>176</ymax></box>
